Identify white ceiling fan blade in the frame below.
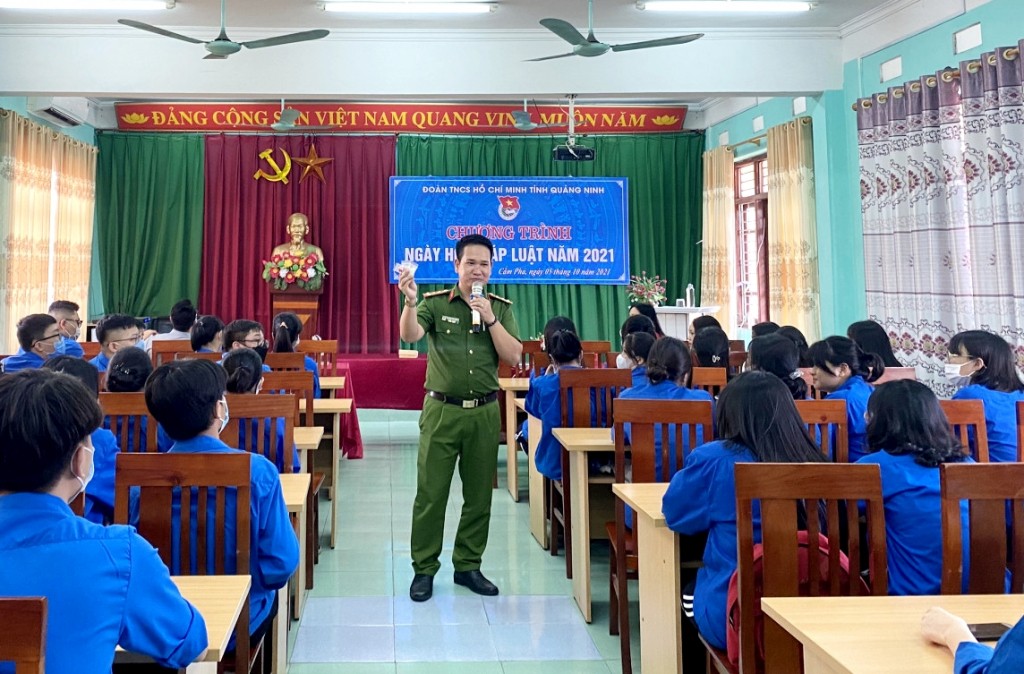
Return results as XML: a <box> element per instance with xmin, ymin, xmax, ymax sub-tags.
<box><xmin>242</xmin><ymin>29</ymin><xmax>330</xmax><ymax>50</ymax></box>
<box><xmin>525</xmin><ymin>52</ymin><xmax>577</xmax><ymax>62</ymax></box>
<box><xmin>118</xmin><ymin>19</ymin><xmax>204</xmax><ymax>44</ymax></box>
<box><xmin>611</xmin><ymin>33</ymin><xmax>703</xmax><ymax>52</ymax></box>
<box><xmin>538</xmin><ymin>18</ymin><xmax>588</xmax><ymax>46</ymax></box>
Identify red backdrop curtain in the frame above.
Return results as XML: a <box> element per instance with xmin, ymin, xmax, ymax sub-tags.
<box><xmin>200</xmin><ymin>134</ymin><xmax>398</xmax><ymax>352</ymax></box>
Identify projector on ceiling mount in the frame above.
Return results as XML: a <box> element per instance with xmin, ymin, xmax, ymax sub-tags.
<box><xmin>553</xmin><ymin>144</ymin><xmax>595</xmax><ymax>161</ymax></box>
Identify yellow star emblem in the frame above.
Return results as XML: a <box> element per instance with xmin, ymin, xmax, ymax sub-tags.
<box><xmin>294</xmin><ymin>144</ymin><xmax>334</xmax><ymax>184</ymax></box>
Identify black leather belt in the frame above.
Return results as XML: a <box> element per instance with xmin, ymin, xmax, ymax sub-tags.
<box><xmin>427</xmin><ymin>390</ymin><xmax>498</xmax><ymax>409</ymax></box>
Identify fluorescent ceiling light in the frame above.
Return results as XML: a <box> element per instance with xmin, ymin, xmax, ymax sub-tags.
<box><xmin>0</xmin><ymin>0</ymin><xmax>173</xmax><ymax>8</ymax></box>
<box><xmin>638</xmin><ymin>1</ymin><xmax>811</xmax><ymax>12</ymax></box>
<box><xmin>322</xmin><ymin>2</ymin><xmax>496</xmax><ymax>14</ymax></box>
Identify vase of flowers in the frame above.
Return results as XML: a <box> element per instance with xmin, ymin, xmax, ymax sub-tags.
<box><xmin>626</xmin><ymin>271</ymin><xmax>667</xmax><ymax>306</ymax></box>
<box><xmin>262</xmin><ymin>251</ymin><xmax>328</xmax><ymax>291</ymax></box>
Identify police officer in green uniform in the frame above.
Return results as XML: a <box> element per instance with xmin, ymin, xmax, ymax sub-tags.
<box><xmin>398</xmin><ymin>234</ymin><xmax>522</xmax><ymax>602</ymax></box>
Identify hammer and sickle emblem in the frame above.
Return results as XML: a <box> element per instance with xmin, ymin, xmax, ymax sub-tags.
<box><xmin>253</xmin><ymin>148</ymin><xmax>292</xmax><ymax>183</ymax></box>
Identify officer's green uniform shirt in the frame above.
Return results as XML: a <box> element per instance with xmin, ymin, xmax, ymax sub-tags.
<box><xmin>417</xmin><ymin>285</ymin><xmax>520</xmax><ymax>397</ymax></box>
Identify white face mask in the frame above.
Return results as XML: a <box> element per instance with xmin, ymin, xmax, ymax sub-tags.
<box><xmin>616</xmin><ymin>352</ymin><xmax>635</xmax><ymax>370</ymax></box>
<box><xmin>219</xmin><ymin>397</ymin><xmax>230</xmax><ymax>433</ymax></box>
<box><xmin>71</xmin><ymin>444</ymin><xmax>94</xmax><ymax>503</ymax></box>
<box><xmin>944</xmin><ymin>362</ymin><xmax>970</xmax><ymax>386</ymax></box>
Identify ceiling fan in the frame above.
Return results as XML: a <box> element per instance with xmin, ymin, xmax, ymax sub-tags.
<box><xmin>529</xmin><ymin>0</ymin><xmax>703</xmax><ymax>62</ymax></box>
<box><xmin>484</xmin><ymin>100</ymin><xmax>568</xmax><ymax>131</ymax></box>
<box><xmin>267</xmin><ymin>101</ymin><xmax>335</xmax><ymax>132</ymax></box>
<box><xmin>118</xmin><ymin>0</ymin><xmax>330</xmax><ymax>60</ymax></box>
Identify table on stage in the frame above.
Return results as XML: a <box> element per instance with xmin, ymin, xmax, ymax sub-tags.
<box><xmin>275</xmin><ymin>472</ymin><xmax>310</xmax><ymax>674</ymax></box>
<box><xmin>552</xmin><ymin>426</ymin><xmax>615</xmax><ymax>623</ymax></box>
<box><xmin>116</xmin><ymin>575</ymin><xmax>251</xmax><ymax>673</ymax></box>
<box><xmin>613</xmin><ymin>482</ymin><xmax>681</xmax><ymax>674</ymax></box>
<box><xmin>316</xmin><ymin>363</ymin><xmax>363</xmax><ymax>460</ymax></box>
<box><xmin>762</xmin><ymin>594</ymin><xmax>1024</xmax><ymax>674</ymax></box>
<box><xmin>498</xmin><ymin>377</ymin><xmax>529</xmax><ymax>502</ymax></box>
<box><xmin>312</xmin><ymin>397</ymin><xmax>353</xmax><ymax>549</ymax></box>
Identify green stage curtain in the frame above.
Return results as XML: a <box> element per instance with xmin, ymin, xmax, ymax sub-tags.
<box><xmin>94</xmin><ymin>132</ymin><xmax>204</xmax><ymax>317</ymax></box>
<box><xmin>396</xmin><ymin>132</ymin><xmax>704</xmax><ymax>346</ymax></box>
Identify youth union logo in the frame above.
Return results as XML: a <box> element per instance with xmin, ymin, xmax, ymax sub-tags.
<box><xmin>497</xmin><ymin>195</ymin><xmax>521</xmax><ymax>221</ymax></box>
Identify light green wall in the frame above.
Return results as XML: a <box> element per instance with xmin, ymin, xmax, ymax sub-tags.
<box><xmin>704</xmin><ymin>0</ymin><xmax>1023</xmax><ymax>339</ymax></box>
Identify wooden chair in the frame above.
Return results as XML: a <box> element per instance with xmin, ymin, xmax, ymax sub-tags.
<box><xmin>114</xmin><ymin>452</ymin><xmax>260</xmax><ymax>673</ymax></box>
<box><xmin>715</xmin><ymin>463</ymin><xmax>888</xmax><ymax>674</ymax></box>
<box><xmin>0</xmin><ymin>597</ymin><xmax>46</xmax><ymax>674</ymax></box>
<box><xmin>798</xmin><ymin>367</ymin><xmax>824</xmax><ymax>400</ymax></box>
<box><xmin>521</xmin><ymin>340</ymin><xmax>546</xmax><ymax>377</ymax></box>
<box><xmin>728</xmin><ymin>351</ymin><xmax>748</xmax><ymax>375</ymax></box>
<box><xmin>872</xmin><ymin>366</ymin><xmax>917</xmax><ymax>385</ymax></box>
<box><xmin>260</xmin><ymin>371</ymin><xmax>315</xmax><ymax>427</ymax></box>
<box><xmin>174</xmin><ymin>351</ymin><xmax>222</xmax><ymax>362</ymax></box>
<box><xmin>69</xmin><ymin>492</ymin><xmax>85</xmax><ymax>517</ymax></box>
<box><xmin>264</xmin><ymin>352</ymin><xmax>305</xmax><ymax>371</ymax></box>
<box><xmin>297</xmin><ymin>339</ymin><xmax>339</xmax><ymax>376</ymax></box>
<box><xmin>550</xmin><ymin>368</ymin><xmax>631</xmax><ymax>578</ymax></box>
<box><xmin>221</xmin><ymin>394</ymin><xmax>296</xmax><ymax>474</ymax></box>
<box><xmin>150</xmin><ymin>339</ymin><xmax>192</xmax><ymax>367</ymax></box>
<box><xmin>609</xmin><ymin>398</ymin><xmax>713</xmax><ymax>674</ymax></box>
<box><xmin>691</xmin><ymin>366</ymin><xmax>728</xmax><ymax>397</ymax></box>
<box><xmin>795</xmin><ymin>399</ymin><xmax>849</xmax><ymax>462</ymax></box>
<box><xmin>580</xmin><ymin>339</ymin><xmax>613</xmax><ymax>369</ymax></box>
<box><xmin>99</xmin><ymin>392</ymin><xmax>157</xmax><ymax>453</ymax></box>
<box><xmin>940</xmin><ymin>462</ymin><xmax>1024</xmax><ymax>594</ymax></box>
<box><xmin>939</xmin><ymin>399</ymin><xmax>989</xmax><ymax>462</ymax></box>
<box><xmin>729</xmin><ymin>339</ymin><xmax>745</xmax><ymax>353</ymax></box>
<box><xmin>78</xmin><ymin>341</ymin><xmax>101</xmax><ymax>359</ymax></box>
<box><xmin>1017</xmin><ymin>401</ymin><xmax>1024</xmax><ymax>462</ymax></box>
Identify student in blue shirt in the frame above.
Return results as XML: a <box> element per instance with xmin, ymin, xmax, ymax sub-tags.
<box><xmin>0</xmin><ymin>369</ymin><xmax>208</xmax><ymax>673</ymax></box>
<box><xmin>272</xmin><ymin>311</ymin><xmax>321</xmax><ymax>398</ymax></box>
<box><xmin>616</xmin><ymin>314</ymin><xmax>657</xmax><ymax>369</ymax></box>
<box><xmin>946</xmin><ymin>330</ymin><xmax>1024</xmax><ymax>463</ymax></box>
<box><xmin>48</xmin><ymin>299</ymin><xmax>85</xmax><ymax>358</ymax></box>
<box><xmin>663</xmin><ymin>371</ymin><xmax>825</xmax><ymax>652</ymax></box>
<box><xmin>693</xmin><ymin>325</ymin><xmax>733</xmax><ymax>381</ymax></box>
<box><xmin>1</xmin><ymin>313</ymin><xmax>60</xmax><ymax>373</ymax></box>
<box><xmin>622</xmin><ymin>331</ymin><xmax>655</xmax><ymax>388</ymax></box>
<box><xmin>516</xmin><ymin>316</ymin><xmax>578</xmax><ymax>450</ymax></box>
<box><xmin>224</xmin><ymin>347</ymin><xmax>300</xmax><ymax>473</ymax></box>
<box><xmin>807</xmin><ymin>335</ymin><xmax>885</xmax><ymax>462</ymax></box>
<box><xmin>525</xmin><ymin>330</ymin><xmax>584</xmax><ymax>481</ymax></box>
<box><xmin>922</xmin><ymin>608</ymin><xmax>1024</xmax><ymax>674</ymax></box>
<box><xmin>858</xmin><ymin>379</ymin><xmax>971</xmax><ymax>595</ymax></box>
<box><xmin>749</xmin><ymin>333</ymin><xmax>808</xmax><ymax>400</ymax></box>
<box><xmin>90</xmin><ymin>313</ymin><xmax>143</xmax><ymax>372</ymax></box>
<box><xmin>191</xmin><ymin>314</ymin><xmax>225</xmax><ymax>353</ymax></box>
<box><xmin>224</xmin><ymin>319</ymin><xmax>272</xmax><ymax>372</ymax></box>
<box><xmin>848</xmin><ymin>319</ymin><xmax>903</xmax><ymax>368</ymax></box>
<box><xmin>145</xmin><ymin>358</ymin><xmax>299</xmax><ymax>643</ymax></box>
<box><xmin>104</xmin><ymin>346</ymin><xmax>174</xmax><ymax>452</ymax></box>
<box><xmin>777</xmin><ymin>325</ymin><xmax>811</xmax><ymax>367</ymax></box>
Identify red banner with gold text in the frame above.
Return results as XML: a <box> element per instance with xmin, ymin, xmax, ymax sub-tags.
<box><xmin>114</xmin><ymin>102</ymin><xmax>686</xmax><ymax>134</ymax></box>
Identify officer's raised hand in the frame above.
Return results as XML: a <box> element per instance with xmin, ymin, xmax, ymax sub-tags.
<box><xmin>398</xmin><ymin>268</ymin><xmax>418</xmax><ymax>302</ymax></box>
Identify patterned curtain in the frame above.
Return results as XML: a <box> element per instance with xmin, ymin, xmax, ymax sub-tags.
<box><xmin>767</xmin><ymin>117</ymin><xmax>821</xmax><ymax>343</ymax></box>
<box><xmin>700</xmin><ymin>146</ymin><xmax>735</xmax><ymax>329</ymax></box>
<box><xmin>52</xmin><ymin>135</ymin><xmax>97</xmax><ymax>324</ymax></box>
<box><xmin>857</xmin><ymin>41</ymin><xmax>1024</xmax><ymax>393</ymax></box>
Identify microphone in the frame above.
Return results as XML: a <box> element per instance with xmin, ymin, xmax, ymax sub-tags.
<box><xmin>471</xmin><ymin>282</ymin><xmax>483</xmax><ymax>333</ymax></box>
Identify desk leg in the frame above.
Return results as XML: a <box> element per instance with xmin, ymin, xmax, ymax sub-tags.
<box><xmin>527</xmin><ymin>413</ymin><xmax>548</xmax><ymax>549</ymax></box>
<box><xmin>801</xmin><ymin>647</ymin><xmax>842</xmax><ymax>674</ymax></box>
<box><xmin>289</xmin><ymin>505</ymin><xmax>307</xmax><ymax>621</ymax></box>
<box><xmin>271</xmin><ymin>587</ymin><xmax>287</xmax><ymax>674</ymax></box>
<box><xmin>185</xmin><ymin>662</ymin><xmax>217</xmax><ymax>673</ymax></box>
<box><xmin>636</xmin><ymin>516</ymin><xmax>682</xmax><ymax>674</ymax></box>
<box><xmin>505</xmin><ymin>392</ymin><xmax>520</xmax><ymax>502</ymax></box>
<box><xmin>569</xmin><ymin>450</ymin><xmax>592</xmax><ymax>622</ymax></box>
<box><xmin>330</xmin><ymin>412</ymin><xmax>340</xmax><ymax>549</ymax></box>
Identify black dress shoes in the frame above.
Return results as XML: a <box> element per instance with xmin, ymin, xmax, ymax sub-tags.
<box><xmin>453</xmin><ymin>570</ymin><xmax>499</xmax><ymax>596</ymax></box>
<box><xmin>410</xmin><ymin>574</ymin><xmax>433</xmax><ymax>602</ymax></box>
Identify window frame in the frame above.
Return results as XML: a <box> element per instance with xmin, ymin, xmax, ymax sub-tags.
<box><xmin>734</xmin><ymin>156</ymin><xmax>769</xmax><ymax>329</ymax></box>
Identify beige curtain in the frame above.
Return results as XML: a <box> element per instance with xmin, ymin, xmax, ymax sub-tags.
<box><xmin>767</xmin><ymin>117</ymin><xmax>820</xmax><ymax>343</ymax></box>
<box><xmin>53</xmin><ymin>135</ymin><xmax>97</xmax><ymax>324</ymax></box>
<box><xmin>700</xmin><ymin>146</ymin><xmax>735</xmax><ymax>330</ymax></box>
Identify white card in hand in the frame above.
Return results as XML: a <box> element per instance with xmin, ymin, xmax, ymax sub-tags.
<box><xmin>393</xmin><ymin>260</ymin><xmax>418</xmax><ymax>280</ymax></box>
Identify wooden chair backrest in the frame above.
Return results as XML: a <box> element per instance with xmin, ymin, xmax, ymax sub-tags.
<box><xmin>0</xmin><ymin>597</ymin><xmax>46</xmax><ymax>674</ymax></box>
<box><xmin>520</xmin><ymin>340</ymin><xmax>545</xmax><ymax>376</ymax></box>
<box><xmin>264</xmin><ymin>352</ymin><xmax>305</xmax><ymax>371</ymax></box>
<box><xmin>174</xmin><ymin>351</ymin><xmax>222</xmax><ymax>362</ymax></box>
<box><xmin>795</xmin><ymin>399</ymin><xmax>849</xmax><ymax>462</ymax></box>
<box><xmin>69</xmin><ymin>492</ymin><xmax>85</xmax><ymax>517</ymax></box>
<box><xmin>580</xmin><ymin>340</ymin><xmax>613</xmax><ymax>368</ymax></box>
<box><xmin>297</xmin><ymin>340</ymin><xmax>339</xmax><ymax>376</ymax></box>
<box><xmin>150</xmin><ymin>339</ymin><xmax>192</xmax><ymax>367</ymax></box>
<box><xmin>1018</xmin><ymin>401</ymin><xmax>1024</xmax><ymax>462</ymax></box>
<box><xmin>729</xmin><ymin>351</ymin><xmax>748</xmax><ymax>374</ymax></box>
<box><xmin>99</xmin><ymin>392</ymin><xmax>157</xmax><ymax>453</ymax></box>
<box><xmin>114</xmin><ymin>452</ymin><xmax>252</xmax><ymax>669</ymax></box>
<box><xmin>939</xmin><ymin>399</ymin><xmax>989</xmax><ymax>462</ymax></box>
<box><xmin>77</xmin><ymin>341</ymin><xmax>101</xmax><ymax>359</ymax></box>
<box><xmin>613</xmin><ymin>398</ymin><xmax>713</xmax><ymax>484</ymax></box>
<box><xmin>872</xmin><ymin>366</ymin><xmax>918</xmax><ymax>385</ymax></box>
<box><xmin>691</xmin><ymin>366</ymin><xmax>728</xmax><ymax>397</ymax></box>
<box><xmin>729</xmin><ymin>339</ymin><xmax>745</xmax><ymax>352</ymax></box>
<box><xmin>558</xmin><ymin>368</ymin><xmax>632</xmax><ymax>429</ymax></box>
<box><xmin>735</xmin><ymin>463</ymin><xmax>888</xmax><ymax>674</ymax></box>
<box><xmin>940</xmin><ymin>462</ymin><xmax>1024</xmax><ymax>594</ymax></box>
<box><xmin>260</xmin><ymin>371</ymin><xmax>315</xmax><ymax>427</ymax></box>
<box><xmin>221</xmin><ymin>394</ymin><xmax>296</xmax><ymax>473</ymax></box>
<box><xmin>799</xmin><ymin>367</ymin><xmax>824</xmax><ymax>400</ymax></box>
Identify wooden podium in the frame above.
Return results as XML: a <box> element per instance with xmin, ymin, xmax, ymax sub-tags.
<box><xmin>271</xmin><ymin>285</ymin><xmax>323</xmax><ymax>336</ymax></box>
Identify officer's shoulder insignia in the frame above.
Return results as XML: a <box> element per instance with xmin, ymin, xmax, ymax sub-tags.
<box><xmin>423</xmin><ymin>289</ymin><xmax>448</xmax><ymax>298</ymax></box>
<box><xmin>488</xmin><ymin>293</ymin><xmax>512</xmax><ymax>305</ymax></box>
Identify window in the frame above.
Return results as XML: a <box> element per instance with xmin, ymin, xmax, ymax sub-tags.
<box><xmin>735</xmin><ymin>157</ymin><xmax>769</xmax><ymax>329</ymax></box>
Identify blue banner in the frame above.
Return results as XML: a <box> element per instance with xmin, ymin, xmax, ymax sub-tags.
<box><xmin>389</xmin><ymin>176</ymin><xmax>629</xmax><ymax>285</ymax></box>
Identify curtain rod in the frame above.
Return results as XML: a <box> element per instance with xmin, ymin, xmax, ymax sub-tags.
<box><xmin>852</xmin><ymin>46</ymin><xmax>1021</xmax><ymax>111</ymax></box>
<box><xmin>727</xmin><ymin>116</ymin><xmax>810</xmax><ymax>152</ymax></box>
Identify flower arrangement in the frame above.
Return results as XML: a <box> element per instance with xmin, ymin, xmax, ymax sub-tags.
<box><xmin>262</xmin><ymin>251</ymin><xmax>328</xmax><ymax>291</ymax></box>
<box><xmin>626</xmin><ymin>271</ymin><xmax>667</xmax><ymax>306</ymax></box>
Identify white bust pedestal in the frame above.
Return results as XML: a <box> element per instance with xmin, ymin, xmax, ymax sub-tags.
<box><xmin>654</xmin><ymin>305</ymin><xmax>721</xmax><ymax>341</ymax></box>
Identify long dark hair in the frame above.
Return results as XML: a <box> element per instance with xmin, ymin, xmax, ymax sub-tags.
<box><xmin>867</xmin><ymin>380</ymin><xmax>966</xmax><ymax>467</ymax></box>
<box><xmin>620</xmin><ymin>314</ymin><xmax>656</xmax><ymax>342</ymax></box>
<box><xmin>223</xmin><ymin>348</ymin><xmax>264</xmax><ymax>394</ymax></box>
<box><xmin>629</xmin><ymin>303</ymin><xmax>664</xmax><ymax>338</ymax></box>
<box><xmin>847</xmin><ymin>320</ymin><xmax>902</xmax><ymax>368</ymax></box>
<box><xmin>693</xmin><ymin>326</ymin><xmax>730</xmax><ymax>371</ymax></box>
<box><xmin>273</xmin><ymin>312</ymin><xmax>303</xmax><ymax>353</ymax></box>
<box><xmin>716</xmin><ymin>371</ymin><xmax>824</xmax><ymax>462</ymax></box>
<box><xmin>749</xmin><ymin>334</ymin><xmax>807</xmax><ymax>400</ymax></box>
<box><xmin>948</xmin><ymin>330</ymin><xmax>1024</xmax><ymax>393</ymax></box>
<box><xmin>190</xmin><ymin>315</ymin><xmax>224</xmax><ymax>351</ymax></box>
<box><xmin>623</xmin><ymin>332</ymin><xmax>656</xmax><ymax>364</ymax></box>
<box><xmin>807</xmin><ymin>335</ymin><xmax>885</xmax><ymax>383</ymax></box>
<box><xmin>546</xmin><ymin>330</ymin><xmax>582</xmax><ymax>367</ymax></box>
<box><xmin>777</xmin><ymin>325</ymin><xmax>811</xmax><ymax>367</ymax></box>
<box><xmin>542</xmin><ymin>316</ymin><xmax>577</xmax><ymax>351</ymax></box>
<box><xmin>106</xmin><ymin>347</ymin><xmax>154</xmax><ymax>393</ymax></box>
<box><xmin>646</xmin><ymin>337</ymin><xmax>692</xmax><ymax>386</ymax></box>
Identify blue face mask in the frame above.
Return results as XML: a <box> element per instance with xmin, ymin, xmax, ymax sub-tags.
<box><xmin>53</xmin><ymin>337</ymin><xmax>70</xmax><ymax>356</ymax></box>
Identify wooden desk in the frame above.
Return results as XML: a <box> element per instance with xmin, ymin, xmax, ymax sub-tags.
<box><xmin>763</xmin><ymin>595</ymin><xmax>1024</xmax><ymax>674</ymax></box>
<box><xmin>498</xmin><ymin>377</ymin><xmax>530</xmax><ymax>502</ymax></box>
<box><xmin>319</xmin><ymin>375</ymin><xmax>346</xmax><ymax>397</ymax></box>
<box><xmin>294</xmin><ymin>426</ymin><xmax>324</xmax><ymax>473</ymax></box>
<box><xmin>518</xmin><ymin>397</ymin><xmax>548</xmax><ymax>549</ymax></box>
<box><xmin>118</xmin><ymin>575</ymin><xmax>251</xmax><ymax>673</ymax></box>
<box><xmin>277</xmin><ymin>473</ymin><xmax>309</xmax><ymax>674</ymax></box>
<box><xmin>613</xmin><ymin>482</ymin><xmax>681</xmax><ymax>674</ymax></box>
<box><xmin>312</xmin><ymin>397</ymin><xmax>353</xmax><ymax>549</ymax></box>
<box><xmin>553</xmin><ymin>426</ymin><xmax>614</xmax><ymax>623</ymax></box>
